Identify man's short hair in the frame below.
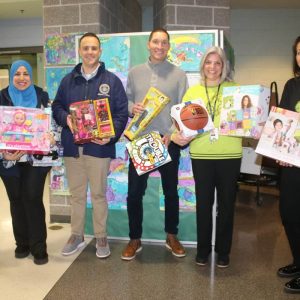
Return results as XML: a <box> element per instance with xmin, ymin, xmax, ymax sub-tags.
<box><xmin>148</xmin><ymin>28</ymin><xmax>170</xmax><ymax>42</ymax></box>
<box><xmin>79</xmin><ymin>32</ymin><xmax>101</xmax><ymax>47</ymax></box>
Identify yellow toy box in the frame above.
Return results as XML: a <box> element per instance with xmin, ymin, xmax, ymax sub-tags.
<box><xmin>124</xmin><ymin>87</ymin><xmax>170</xmax><ymax>140</ymax></box>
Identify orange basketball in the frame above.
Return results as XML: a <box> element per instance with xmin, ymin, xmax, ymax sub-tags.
<box><xmin>180</xmin><ymin>104</ymin><xmax>208</xmax><ymax>130</ymax></box>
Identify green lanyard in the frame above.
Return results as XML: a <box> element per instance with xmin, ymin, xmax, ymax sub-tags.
<box><xmin>205</xmin><ymin>83</ymin><xmax>221</xmax><ymax>122</ymax></box>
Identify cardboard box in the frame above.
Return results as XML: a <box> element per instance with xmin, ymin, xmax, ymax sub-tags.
<box><xmin>69</xmin><ymin>98</ymin><xmax>115</xmax><ymax>144</ymax></box>
<box><xmin>255</xmin><ymin>106</ymin><xmax>300</xmax><ymax>167</ymax></box>
<box><xmin>0</xmin><ymin>106</ymin><xmax>51</xmax><ymax>154</ymax></box>
<box><xmin>170</xmin><ymin>99</ymin><xmax>214</xmax><ymax>137</ymax></box>
<box><xmin>219</xmin><ymin>85</ymin><xmax>270</xmax><ymax>138</ymax></box>
<box><xmin>124</xmin><ymin>87</ymin><xmax>170</xmax><ymax>140</ymax></box>
<box><xmin>126</xmin><ymin>131</ymin><xmax>172</xmax><ymax>175</ymax></box>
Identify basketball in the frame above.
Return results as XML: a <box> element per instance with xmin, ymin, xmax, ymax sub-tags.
<box><xmin>180</xmin><ymin>104</ymin><xmax>208</xmax><ymax>130</ymax></box>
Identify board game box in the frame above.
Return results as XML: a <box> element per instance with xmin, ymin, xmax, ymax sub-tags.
<box><xmin>126</xmin><ymin>131</ymin><xmax>172</xmax><ymax>175</ymax></box>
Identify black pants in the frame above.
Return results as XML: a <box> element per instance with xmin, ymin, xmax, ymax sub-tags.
<box><xmin>279</xmin><ymin>167</ymin><xmax>300</xmax><ymax>267</ymax></box>
<box><xmin>1</xmin><ymin>163</ymin><xmax>48</xmax><ymax>253</ymax></box>
<box><xmin>127</xmin><ymin>142</ymin><xmax>180</xmax><ymax>239</ymax></box>
<box><xmin>191</xmin><ymin>158</ymin><xmax>241</xmax><ymax>258</ymax></box>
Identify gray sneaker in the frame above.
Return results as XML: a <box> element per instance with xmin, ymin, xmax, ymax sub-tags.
<box><xmin>96</xmin><ymin>237</ymin><xmax>111</xmax><ymax>258</ymax></box>
<box><xmin>62</xmin><ymin>234</ymin><xmax>86</xmax><ymax>256</ymax></box>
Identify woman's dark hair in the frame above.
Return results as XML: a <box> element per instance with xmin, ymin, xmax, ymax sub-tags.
<box><xmin>292</xmin><ymin>36</ymin><xmax>300</xmax><ymax>77</ymax></box>
<box><xmin>273</xmin><ymin>119</ymin><xmax>283</xmax><ymax>127</ymax></box>
<box><xmin>148</xmin><ymin>28</ymin><xmax>170</xmax><ymax>42</ymax></box>
<box><xmin>79</xmin><ymin>32</ymin><xmax>100</xmax><ymax>47</ymax></box>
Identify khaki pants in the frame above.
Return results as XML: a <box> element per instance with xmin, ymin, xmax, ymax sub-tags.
<box><xmin>64</xmin><ymin>148</ymin><xmax>111</xmax><ymax>238</ymax></box>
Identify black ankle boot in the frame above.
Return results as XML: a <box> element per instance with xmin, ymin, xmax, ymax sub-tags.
<box><xmin>15</xmin><ymin>245</ymin><xmax>30</xmax><ymax>259</ymax></box>
<box><xmin>33</xmin><ymin>250</ymin><xmax>48</xmax><ymax>265</ymax></box>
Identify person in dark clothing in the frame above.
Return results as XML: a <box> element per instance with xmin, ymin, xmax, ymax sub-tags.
<box><xmin>0</xmin><ymin>60</ymin><xmax>51</xmax><ymax>265</ymax></box>
<box><xmin>276</xmin><ymin>36</ymin><xmax>300</xmax><ymax>293</ymax></box>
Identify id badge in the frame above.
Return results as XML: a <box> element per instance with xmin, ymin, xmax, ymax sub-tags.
<box><xmin>210</xmin><ymin>128</ymin><xmax>219</xmax><ymax>143</ymax></box>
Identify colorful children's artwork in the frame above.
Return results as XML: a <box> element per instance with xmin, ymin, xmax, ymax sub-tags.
<box><xmin>168</xmin><ymin>32</ymin><xmax>216</xmax><ymax>72</ymax></box>
<box><xmin>219</xmin><ymin>85</ymin><xmax>270</xmax><ymax>138</ymax></box>
<box><xmin>45</xmin><ymin>67</ymin><xmax>73</xmax><ymax>100</ymax></box>
<box><xmin>126</xmin><ymin>131</ymin><xmax>172</xmax><ymax>175</ymax></box>
<box><xmin>69</xmin><ymin>99</ymin><xmax>115</xmax><ymax>143</ymax></box>
<box><xmin>255</xmin><ymin>106</ymin><xmax>300</xmax><ymax>167</ymax></box>
<box><xmin>45</xmin><ymin>34</ymin><xmax>77</xmax><ymax>65</ymax></box>
<box><xmin>171</xmin><ymin>99</ymin><xmax>214</xmax><ymax>137</ymax></box>
<box><xmin>0</xmin><ymin>106</ymin><xmax>51</xmax><ymax>153</ymax></box>
<box><xmin>124</xmin><ymin>87</ymin><xmax>170</xmax><ymax>140</ymax></box>
<box><xmin>99</xmin><ymin>36</ymin><xmax>130</xmax><ymax>72</ymax></box>
<box><xmin>159</xmin><ymin>146</ymin><xmax>196</xmax><ymax>212</ymax></box>
<box><xmin>50</xmin><ymin>162</ymin><xmax>70</xmax><ymax>195</ymax></box>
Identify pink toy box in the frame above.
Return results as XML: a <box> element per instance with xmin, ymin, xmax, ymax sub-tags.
<box><xmin>0</xmin><ymin>106</ymin><xmax>51</xmax><ymax>154</ymax></box>
<box><xmin>69</xmin><ymin>99</ymin><xmax>115</xmax><ymax>144</ymax></box>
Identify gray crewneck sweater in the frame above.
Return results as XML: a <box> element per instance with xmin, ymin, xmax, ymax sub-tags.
<box><xmin>126</xmin><ymin>59</ymin><xmax>188</xmax><ymax>136</ymax></box>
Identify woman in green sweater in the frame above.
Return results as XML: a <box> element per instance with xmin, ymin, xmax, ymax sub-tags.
<box><xmin>172</xmin><ymin>46</ymin><xmax>242</xmax><ymax>268</ymax></box>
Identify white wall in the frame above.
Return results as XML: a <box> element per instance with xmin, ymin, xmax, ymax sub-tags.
<box><xmin>230</xmin><ymin>9</ymin><xmax>300</xmax><ymax>100</ymax></box>
<box><xmin>0</xmin><ymin>18</ymin><xmax>43</xmax><ymax>48</ymax></box>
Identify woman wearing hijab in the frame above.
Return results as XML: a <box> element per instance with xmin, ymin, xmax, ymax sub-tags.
<box><xmin>0</xmin><ymin>60</ymin><xmax>50</xmax><ymax>265</ymax></box>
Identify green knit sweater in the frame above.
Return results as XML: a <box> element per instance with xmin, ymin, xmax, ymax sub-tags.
<box><xmin>183</xmin><ymin>82</ymin><xmax>242</xmax><ymax>160</ymax></box>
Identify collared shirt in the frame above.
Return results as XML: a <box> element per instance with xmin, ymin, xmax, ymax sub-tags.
<box><xmin>81</xmin><ymin>63</ymin><xmax>101</xmax><ymax>81</ymax></box>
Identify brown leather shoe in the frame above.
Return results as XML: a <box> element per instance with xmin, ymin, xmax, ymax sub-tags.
<box><xmin>166</xmin><ymin>234</ymin><xmax>186</xmax><ymax>257</ymax></box>
<box><xmin>121</xmin><ymin>239</ymin><xmax>142</xmax><ymax>260</ymax></box>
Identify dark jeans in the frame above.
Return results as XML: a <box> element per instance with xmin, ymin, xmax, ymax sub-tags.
<box><xmin>280</xmin><ymin>167</ymin><xmax>300</xmax><ymax>266</ymax></box>
<box><xmin>1</xmin><ymin>163</ymin><xmax>48</xmax><ymax>253</ymax></box>
<box><xmin>127</xmin><ymin>141</ymin><xmax>180</xmax><ymax>239</ymax></box>
<box><xmin>191</xmin><ymin>158</ymin><xmax>241</xmax><ymax>258</ymax></box>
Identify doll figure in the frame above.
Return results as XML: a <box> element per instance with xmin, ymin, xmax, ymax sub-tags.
<box><xmin>8</xmin><ymin>110</ymin><xmax>31</xmax><ymax>141</ymax></box>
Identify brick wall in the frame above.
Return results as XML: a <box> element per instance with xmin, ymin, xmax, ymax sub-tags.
<box><xmin>43</xmin><ymin>0</ymin><xmax>142</xmax><ymax>35</ymax></box>
<box><xmin>154</xmin><ymin>0</ymin><xmax>230</xmax><ymax>34</ymax></box>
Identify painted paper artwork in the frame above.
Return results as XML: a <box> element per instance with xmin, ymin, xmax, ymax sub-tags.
<box><xmin>168</xmin><ymin>32</ymin><xmax>216</xmax><ymax>72</ymax></box>
<box><xmin>99</xmin><ymin>36</ymin><xmax>130</xmax><ymax>72</ymax></box>
<box><xmin>45</xmin><ymin>67</ymin><xmax>73</xmax><ymax>100</ymax></box>
<box><xmin>45</xmin><ymin>34</ymin><xmax>77</xmax><ymax>65</ymax></box>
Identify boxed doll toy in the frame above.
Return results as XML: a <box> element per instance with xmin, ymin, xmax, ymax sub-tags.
<box><xmin>219</xmin><ymin>85</ymin><xmax>270</xmax><ymax>138</ymax></box>
<box><xmin>126</xmin><ymin>131</ymin><xmax>172</xmax><ymax>175</ymax></box>
<box><xmin>170</xmin><ymin>99</ymin><xmax>214</xmax><ymax>137</ymax></box>
<box><xmin>255</xmin><ymin>106</ymin><xmax>300</xmax><ymax>167</ymax></box>
<box><xmin>0</xmin><ymin>106</ymin><xmax>51</xmax><ymax>153</ymax></box>
<box><xmin>124</xmin><ymin>87</ymin><xmax>170</xmax><ymax>140</ymax></box>
<box><xmin>93</xmin><ymin>98</ymin><xmax>115</xmax><ymax>139</ymax></box>
<box><xmin>69</xmin><ymin>98</ymin><xmax>115</xmax><ymax>144</ymax></box>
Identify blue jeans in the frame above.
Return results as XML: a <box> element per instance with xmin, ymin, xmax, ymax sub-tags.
<box><xmin>127</xmin><ymin>142</ymin><xmax>180</xmax><ymax>239</ymax></box>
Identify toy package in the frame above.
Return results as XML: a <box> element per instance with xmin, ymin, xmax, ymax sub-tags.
<box><xmin>219</xmin><ymin>85</ymin><xmax>270</xmax><ymax>138</ymax></box>
<box><xmin>69</xmin><ymin>100</ymin><xmax>97</xmax><ymax>143</ymax></box>
<box><xmin>124</xmin><ymin>87</ymin><xmax>170</xmax><ymax>140</ymax></box>
<box><xmin>0</xmin><ymin>106</ymin><xmax>51</xmax><ymax>153</ymax></box>
<box><xmin>93</xmin><ymin>98</ymin><xmax>115</xmax><ymax>139</ymax></box>
<box><xmin>170</xmin><ymin>99</ymin><xmax>214</xmax><ymax>137</ymax></box>
<box><xmin>69</xmin><ymin>99</ymin><xmax>115</xmax><ymax>144</ymax></box>
<box><xmin>255</xmin><ymin>106</ymin><xmax>300</xmax><ymax>167</ymax></box>
<box><xmin>126</xmin><ymin>131</ymin><xmax>172</xmax><ymax>175</ymax></box>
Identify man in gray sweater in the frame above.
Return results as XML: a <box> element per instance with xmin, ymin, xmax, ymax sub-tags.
<box><xmin>121</xmin><ymin>28</ymin><xmax>189</xmax><ymax>260</ymax></box>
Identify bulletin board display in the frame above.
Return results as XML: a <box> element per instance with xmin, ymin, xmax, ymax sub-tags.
<box><xmin>45</xmin><ymin>30</ymin><xmax>228</xmax><ymax>241</ymax></box>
